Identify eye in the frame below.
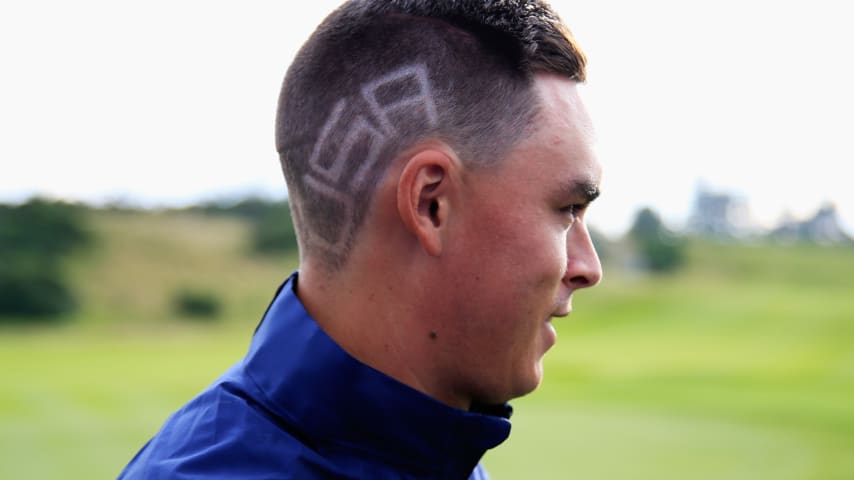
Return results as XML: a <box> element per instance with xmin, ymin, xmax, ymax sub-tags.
<box><xmin>559</xmin><ymin>203</ymin><xmax>588</xmax><ymax>226</ymax></box>
<box><xmin>559</xmin><ymin>205</ymin><xmax>578</xmax><ymax>223</ymax></box>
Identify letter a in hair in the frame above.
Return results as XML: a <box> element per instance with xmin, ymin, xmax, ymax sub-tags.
<box><xmin>303</xmin><ymin>63</ymin><xmax>439</xmax><ymax>251</ymax></box>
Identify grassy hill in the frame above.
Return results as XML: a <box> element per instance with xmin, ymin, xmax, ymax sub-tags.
<box><xmin>1</xmin><ymin>210</ymin><xmax>852</xmax><ymax>479</ymax></box>
<box><xmin>63</xmin><ymin>209</ymin><xmax>299</xmax><ymax>328</ymax></box>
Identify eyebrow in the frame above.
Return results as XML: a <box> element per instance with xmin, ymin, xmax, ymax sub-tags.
<box><xmin>562</xmin><ymin>179</ymin><xmax>600</xmax><ymax>204</ymax></box>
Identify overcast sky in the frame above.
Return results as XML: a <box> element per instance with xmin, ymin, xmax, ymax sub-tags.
<box><xmin>2</xmin><ymin>0</ymin><xmax>852</xmax><ymax>237</ymax></box>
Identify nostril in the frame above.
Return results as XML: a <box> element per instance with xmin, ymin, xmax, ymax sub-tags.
<box><xmin>569</xmin><ymin>265</ymin><xmax>603</xmax><ymax>288</ymax></box>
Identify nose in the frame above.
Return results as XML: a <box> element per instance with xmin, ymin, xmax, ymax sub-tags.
<box><xmin>564</xmin><ymin>221</ymin><xmax>603</xmax><ymax>289</ymax></box>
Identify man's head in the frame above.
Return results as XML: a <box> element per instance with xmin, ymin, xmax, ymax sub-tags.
<box><xmin>276</xmin><ymin>0</ymin><xmax>602</xmax><ymax>408</ymax></box>
<box><xmin>276</xmin><ymin>0</ymin><xmax>586</xmax><ymax>270</ymax></box>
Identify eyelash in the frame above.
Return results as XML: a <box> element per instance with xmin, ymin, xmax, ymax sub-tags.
<box><xmin>560</xmin><ymin>204</ymin><xmax>587</xmax><ymax>223</ymax></box>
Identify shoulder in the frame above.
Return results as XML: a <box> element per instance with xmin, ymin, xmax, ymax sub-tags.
<box><xmin>119</xmin><ymin>381</ymin><xmax>319</xmax><ymax>479</ymax></box>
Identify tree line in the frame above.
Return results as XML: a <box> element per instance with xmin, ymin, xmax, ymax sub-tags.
<box><xmin>0</xmin><ymin>196</ymin><xmax>716</xmax><ymax>323</ymax></box>
<box><xmin>0</xmin><ymin>198</ymin><xmax>92</xmax><ymax>320</ymax></box>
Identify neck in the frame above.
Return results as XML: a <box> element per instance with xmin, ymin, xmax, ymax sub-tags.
<box><xmin>296</xmin><ymin>257</ymin><xmax>470</xmax><ymax>410</ymax></box>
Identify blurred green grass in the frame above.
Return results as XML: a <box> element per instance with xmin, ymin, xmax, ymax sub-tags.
<box><xmin>1</xmin><ymin>211</ymin><xmax>853</xmax><ymax>479</ymax></box>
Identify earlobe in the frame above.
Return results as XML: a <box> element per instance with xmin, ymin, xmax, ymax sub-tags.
<box><xmin>396</xmin><ymin>147</ymin><xmax>455</xmax><ymax>257</ymax></box>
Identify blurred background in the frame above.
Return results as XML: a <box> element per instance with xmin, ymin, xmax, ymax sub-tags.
<box><xmin>1</xmin><ymin>1</ymin><xmax>852</xmax><ymax>478</ymax></box>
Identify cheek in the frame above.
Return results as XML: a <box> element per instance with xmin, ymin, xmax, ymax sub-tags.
<box><xmin>468</xmin><ymin>223</ymin><xmax>567</xmax><ymax>318</ymax></box>
<box><xmin>508</xmin><ymin>227</ymin><xmax>569</xmax><ymax>287</ymax></box>
<box><xmin>446</xmin><ymin>212</ymin><xmax>565</xmax><ymax>323</ymax></box>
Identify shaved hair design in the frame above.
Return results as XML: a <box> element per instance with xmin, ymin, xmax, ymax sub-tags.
<box><xmin>276</xmin><ymin>0</ymin><xmax>587</xmax><ymax>271</ymax></box>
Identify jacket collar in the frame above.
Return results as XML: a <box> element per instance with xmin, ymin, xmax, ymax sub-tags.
<box><xmin>242</xmin><ymin>273</ymin><xmax>511</xmax><ymax>475</ymax></box>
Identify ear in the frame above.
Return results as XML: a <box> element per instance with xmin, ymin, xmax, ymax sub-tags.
<box><xmin>396</xmin><ymin>147</ymin><xmax>456</xmax><ymax>257</ymax></box>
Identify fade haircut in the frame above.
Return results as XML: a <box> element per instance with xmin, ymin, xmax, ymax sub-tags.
<box><xmin>275</xmin><ymin>0</ymin><xmax>587</xmax><ymax>271</ymax></box>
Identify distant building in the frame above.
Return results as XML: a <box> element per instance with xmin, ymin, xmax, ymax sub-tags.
<box><xmin>687</xmin><ymin>187</ymin><xmax>755</xmax><ymax>238</ymax></box>
<box><xmin>770</xmin><ymin>203</ymin><xmax>851</xmax><ymax>244</ymax></box>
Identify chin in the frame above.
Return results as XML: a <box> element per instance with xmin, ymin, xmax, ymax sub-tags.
<box><xmin>471</xmin><ymin>358</ymin><xmax>546</xmax><ymax>405</ymax></box>
<box><xmin>473</xmin><ymin>375</ymin><xmax>541</xmax><ymax>406</ymax></box>
<box><xmin>509</xmin><ymin>364</ymin><xmax>545</xmax><ymax>400</ymax></box>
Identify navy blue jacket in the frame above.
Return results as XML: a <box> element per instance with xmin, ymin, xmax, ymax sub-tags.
<box><xmin>120</xmin><ymin>274</ymin><xmax>511</xmax><ymax>479</ymax></box>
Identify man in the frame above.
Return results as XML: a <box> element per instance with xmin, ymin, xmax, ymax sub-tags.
<box><xmin>120</xmin><ymin>0</ymin><xmax>602</xmax><ymax>478</ymax></box>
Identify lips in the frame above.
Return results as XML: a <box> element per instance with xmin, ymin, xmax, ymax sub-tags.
<box><xmin>551</xmin><ymin>294</ymin><xmax>573</xmax><ymax>318</ymax></box>
<box><xmin>551</xmin><ymin>302</ymin><xmax>573</xmax><ymax>318</ymax></box>
<box><xmin>544</xmin><ymin>319</ymin><xmax>558</xmax><ymax>348</ymax></box>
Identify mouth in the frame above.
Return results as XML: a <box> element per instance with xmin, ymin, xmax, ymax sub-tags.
<box><xmin>544</xmin><ymin>319</ymin><xmax>558</xmax><ymax>348</ymax></box>
<box><xmin>551</xmin><ymin>305</ymin><xmax>572</xmax><ymax>318</ymax></box>
<box><xmin>551</xmin><ymin>295</ymin><xmax>573</xmax><ymax>318</ymax></box>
